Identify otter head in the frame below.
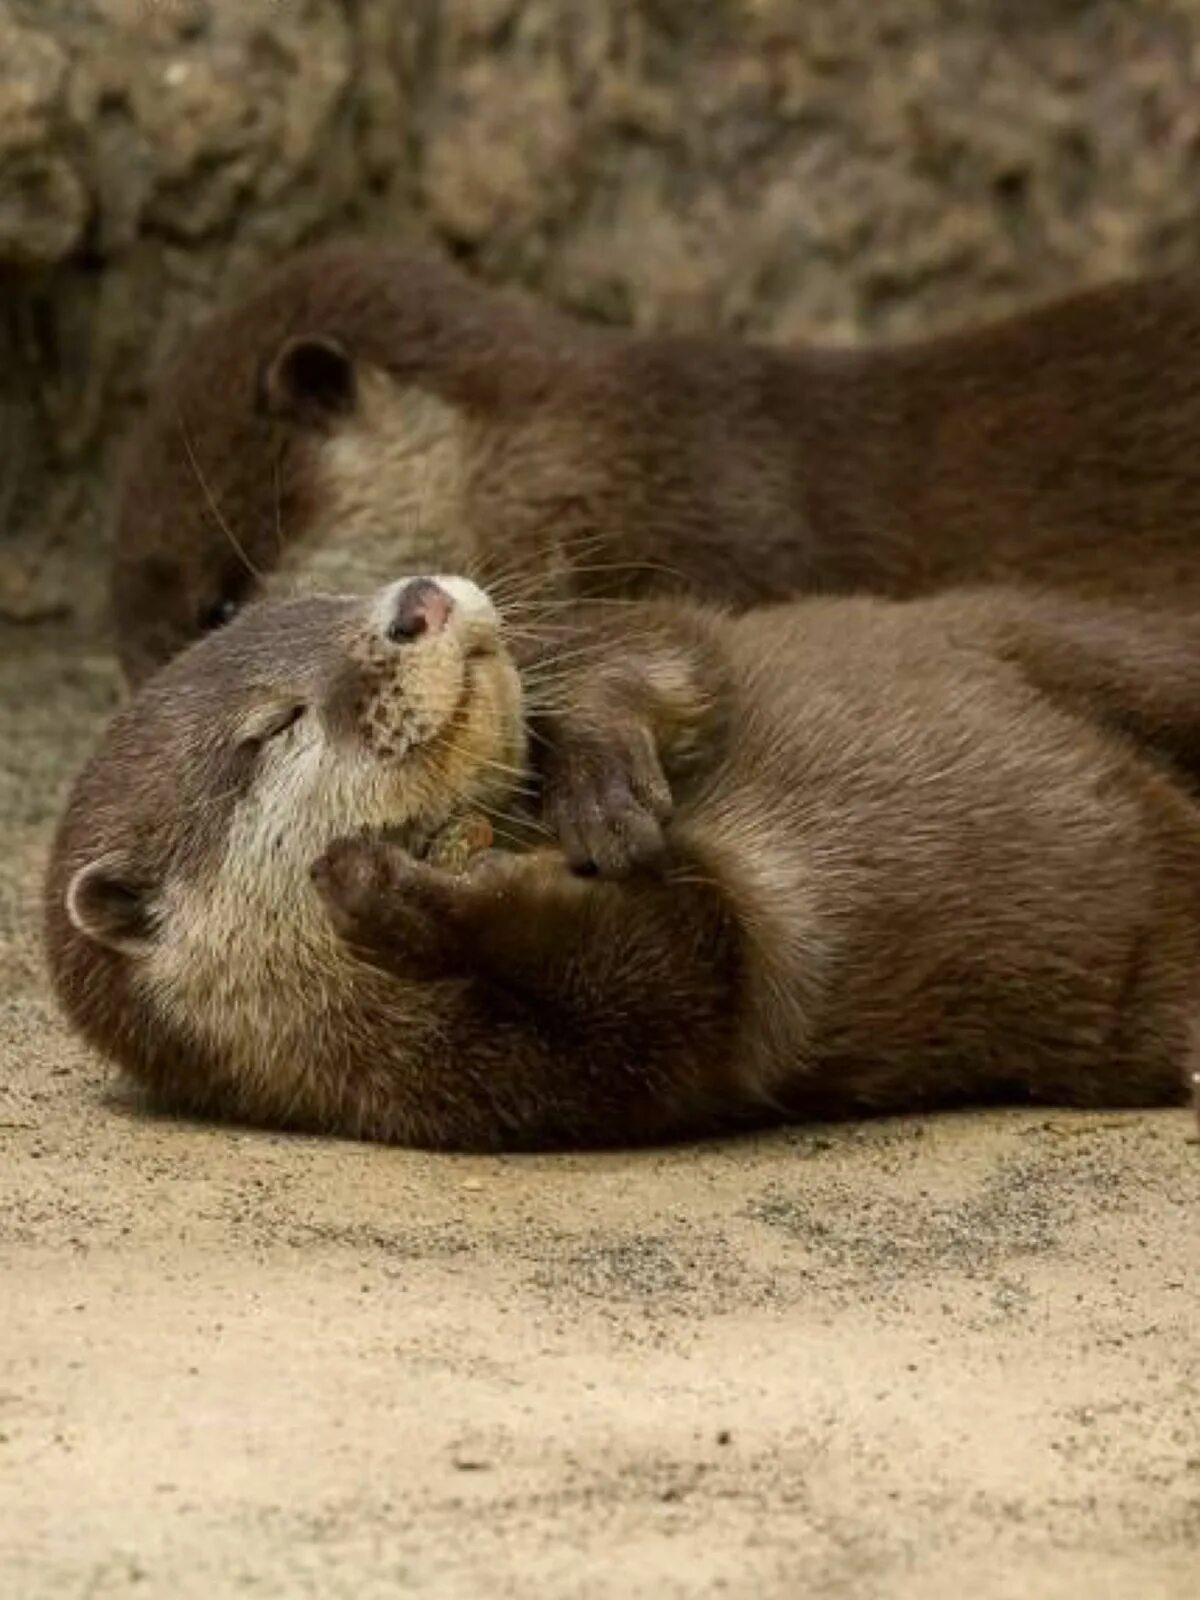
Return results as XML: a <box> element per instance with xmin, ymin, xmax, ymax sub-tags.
<box><xmin>45</xmin><ymin>575</ymin><xmax>524</xmax><ymax>1117</ymax></box>
<box><xmin>112</xmin><ymin>243</ymin><xmax>586</xmax><ymax>686</ymax></box>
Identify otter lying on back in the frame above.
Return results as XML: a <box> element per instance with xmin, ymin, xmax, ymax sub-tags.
<box><xmin>45</xmin><ymin>581</ymin><xmax>1200</xmax><ymax>1149</ymax></box>
<box><xmin>115</xmin><ymin>241</ymin><xmax>1200</xmax><ymax>685</ymax></box>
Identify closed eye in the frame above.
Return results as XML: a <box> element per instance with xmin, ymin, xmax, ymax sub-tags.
<box><xmin>201</xmin><ymin>597</ymin><xmax>241</xmax><ymax>632</ymax></box>
<box><xmin>264</xmin><ymin>703</ymin><xmax>306</xmax><ymax>739</ymax></box>
<box><xmin>238</xmin><ymin>702</ymin><xmax>308</xmax><ymax>749</ymax></box>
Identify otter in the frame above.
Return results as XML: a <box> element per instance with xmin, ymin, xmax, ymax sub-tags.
<box><xmin>113</xmin><ymin>240</ymin><xmax>1200</xmax><ymax>686</ymax></box>
<box><xmin>45</xmin><ymin>578</ymin><xmax>1200</xmax><ymax>1150</ymax></box>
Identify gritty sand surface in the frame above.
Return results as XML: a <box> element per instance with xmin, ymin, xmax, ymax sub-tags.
<box><xmin>1</xmin><ymin>621</ymin><xmax>1198</xmax><ymax>1599</ymax></box>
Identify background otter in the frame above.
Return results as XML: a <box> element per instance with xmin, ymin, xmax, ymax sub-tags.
<box><xmin>112</xmin><ymin>240</ymin><xmax>1200</xmax><ymax>686</ymax></box>
<box><xmin>45</xmin><ymin>578</ymin><xmax>1200</xmax><ymax>1150</ymax></box>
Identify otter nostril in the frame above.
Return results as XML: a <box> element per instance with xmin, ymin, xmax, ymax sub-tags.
<box><xmin>387</xmin><ymin>578</ymin><xmax>454</xmax><ymax>644</ymax></box>
<box><xmin>387</xmin><ymin>611</ymin><xmax>427</xmax><ymax>644</ymax></box>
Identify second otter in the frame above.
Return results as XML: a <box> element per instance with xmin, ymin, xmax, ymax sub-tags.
<box><xmin>46</xmin><ymin>580</ymin><xmax>1200</xmax><ymax>1149</ymax></box>
<box><xmin>114</xmin><ymin>242</ymin><xmax>1200</xmax><ymax>683</ymax></box>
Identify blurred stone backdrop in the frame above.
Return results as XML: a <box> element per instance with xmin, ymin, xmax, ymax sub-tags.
<box><xmin>3</xmin><ymin>0</ymin><xmax>1200</xmax><ymax>632</ymax></box>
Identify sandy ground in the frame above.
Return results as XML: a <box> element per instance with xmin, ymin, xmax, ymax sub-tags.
<box><xmin>1</xmin><ymin>620</ymin><xmax>1198</xmax><ymax>1600</ymax></box>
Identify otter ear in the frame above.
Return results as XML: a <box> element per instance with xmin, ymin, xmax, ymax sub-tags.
<box><xmin>66</xmin><ymin>854</ymin><xmax>156</xmax><ymax>953</ymax></box>
<box><xmin>260</xmin><ymin>335</ymin><xmax>357</xmax><ymax>425</ymax></box>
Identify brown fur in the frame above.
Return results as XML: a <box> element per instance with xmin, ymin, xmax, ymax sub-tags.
<box><xmin>112</xmin><ymin>241</ymin><xmax>1200</xmax><ymax>686</ymax></box>
<box><xmin>45</xmin><ymin>582</ymin><xmax>1200</xmax><ymax>1150</ymax></box>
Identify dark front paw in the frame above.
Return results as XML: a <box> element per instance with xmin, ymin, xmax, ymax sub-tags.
<box><xmin>311</xmin><ymin>834</ymin><xmax>461</xmax><ymax>973</ymax></box>
<box><xmin>311</xmin><ymin>833</ymin><xmax>399</xmax><ymax>933</ymax></box>
<box><xmin>542</xmin><ymin>717</ymin><xmax>673</xmax><ymax>879</ymax></box>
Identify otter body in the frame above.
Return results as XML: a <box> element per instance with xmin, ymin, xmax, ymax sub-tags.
<box><xmin>46</xmin><ymin>582</ymin><xmax>1200</xmax><ymax>1149</ymax></box>
<box><xmin>114</xmin><ymin>243</ymin><xmax>1200</xmax><ymax>685</ymax></box>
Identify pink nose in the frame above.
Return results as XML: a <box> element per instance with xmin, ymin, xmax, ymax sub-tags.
<box><xmin>387</xmin><ymin>578</ymin><xmax>454</xmax><ymax>643</ymax></box>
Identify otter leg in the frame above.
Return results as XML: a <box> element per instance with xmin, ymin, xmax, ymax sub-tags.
<box><xmin>533</xmin><ymin>601</ymin><xmax>733</xmax><ymax>876</ymax></box>
<box><xmin>312</xmin><ymin>835</ymin><xmax>743</xmax><ymax>1146</ymax></box>
<box><xmin>312</xmin><ymin>837</ymin><xmax>734</xmax><ymax>997</ymax></box>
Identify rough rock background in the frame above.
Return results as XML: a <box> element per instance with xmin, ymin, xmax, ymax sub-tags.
<box><xmin>4</xmin><ymin>0</ymin><xmax>1200</xmax><ymax>627</ymax></box>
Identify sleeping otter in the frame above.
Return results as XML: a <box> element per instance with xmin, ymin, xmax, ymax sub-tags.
<box><xmin>113</xmin><ymin>240</ymin><xmax>1200</xmax><ymax>686</ymax></box>
<box><xmin>45</xmin><ymin>579</ymin><xmax>1200</xmax><ymax>1149</ymax></box>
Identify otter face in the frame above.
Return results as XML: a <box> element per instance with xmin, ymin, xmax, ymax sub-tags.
<box><xmin>49</xmin><ymin>576</ymin><xmax>524</xmax><ymax>1077</ymax></box>
<box><xmin>111</xmin><ymin>350</ymin><xmax>486</xmax><ymax>687</ymax></box>
<box><xmin>110</xmin><ymin>243</ymin><xmax>577</xmax><ymax>687</ymax></box>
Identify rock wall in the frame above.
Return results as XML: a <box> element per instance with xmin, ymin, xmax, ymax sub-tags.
<box><xmin>4</xmin><ymin>0</ymin><xmax>1200</xmax><ymax>631</ymax></box>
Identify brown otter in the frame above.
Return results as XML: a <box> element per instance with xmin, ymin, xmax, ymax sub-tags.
<box><xmin>113</xmin><ymin>240</ymin><xmax>1200</xmax><ymax>686</ymax></box>
<box><xmin>45</xmin><ymin>578</ymin><xmax>1200</xmax><ymax>1150</ymax></box>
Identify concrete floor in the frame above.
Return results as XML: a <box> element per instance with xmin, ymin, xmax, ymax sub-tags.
<box><xmin>2</xmin><ymin>622</ymin><xmax>1198</xmax><ymax>1599</ymax></box>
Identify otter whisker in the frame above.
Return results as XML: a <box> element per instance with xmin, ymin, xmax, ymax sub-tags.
<box><xmin>486</xmin><ymin>809</ymin><xmax>555</xmax><ymax>846</ymax></box>
<box><xmin>272</xmin><ymin>456</ymin><xmax>287</xmax><ymax>562</ymax></box>
<box><xmin>176</xmin><ymin>410</ymin><xmax>263</xmax><ymax>585</ymax></box>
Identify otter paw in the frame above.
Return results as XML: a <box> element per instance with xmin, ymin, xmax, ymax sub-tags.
<box><xmin>543</xmin><ymin>719</ymin><xmax>672</xmax><ymax>878</ymax></box>
<box><xmin>311</xmin><ymin>834</ymin><xmax>401</xmax><ymax>927</ymax></box>
<box><xmin>311</xmin><ymin>835</ymin><xmax>457</xmax><ymax>969</ymax></box>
